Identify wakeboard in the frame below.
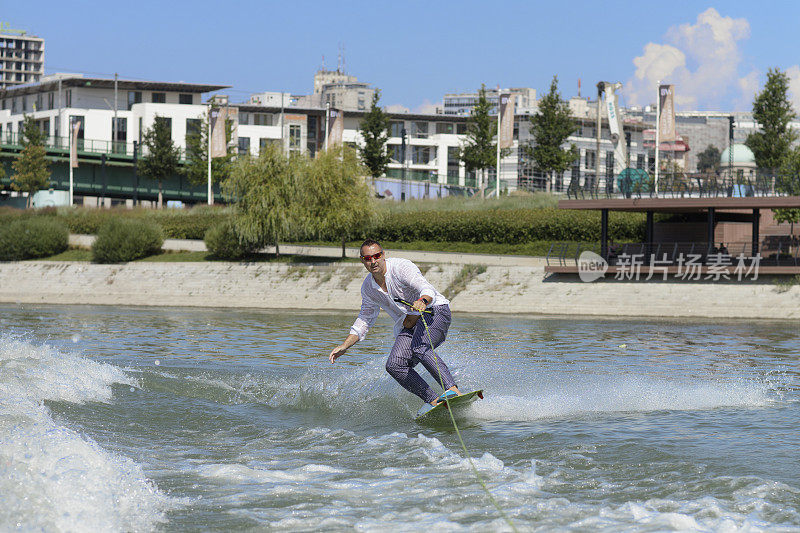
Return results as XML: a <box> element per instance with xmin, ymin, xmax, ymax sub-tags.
<box><xmin>415</xmin><ymin>390</ymin><xmax>484</xmax><ymax>420</ymax></box>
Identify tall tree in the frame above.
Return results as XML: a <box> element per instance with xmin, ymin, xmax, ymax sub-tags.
<box><xmin>526</xmin><ymin>76</ymin><xmax>578</xmax><ymax>193</ymax></box>
<box><xmin>138</xmin><ymin>116</ymin><xmax>181</xmax><ymax>208</ymax></box>
<box><xmin>775</xmin><ymin>145</ymin><xmax>800</xmax><ymax>230</ymax></box>
<box><xmin>358</xmin><ymin>90</ymin><xmax>391</xmax><ymax>179</ymax></box>
<box><xmin>461</xmin><ymin>84</ymin><xmax>498</xmax><ymax>196</ymax></box>
<box><xmin>11</xmin><ymin>115</ymin><xmax>50</xmax><ymax>207</ymax></box>
<box><xmin>696</xmin><ymin>144</ymin><xmax>721</xmax><ymax>173</ymax></box>
<box><xmin>222</xmin><ymin>144</ymin><xmax>302</xmax><ymax>257</ymax></box>
<box><xmin>300</xmin><ymin>146</ymin><xmax>376</xmax><ymax>257</ymax></box>
<box><xmin>182</xmin><ymin>107</ymin><xmax>235</xmax><ymax>188</ymax></box>
<box><xmin>746</xmin><ymin>67</ymin><xmax>798</xmax><ymax>172</ymax></box>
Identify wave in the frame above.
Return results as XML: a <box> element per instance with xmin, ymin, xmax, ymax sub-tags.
<box><xmin>0</xmin><ymin>334</ymin><xmax>170</xmax><ymax>531</ymax></box>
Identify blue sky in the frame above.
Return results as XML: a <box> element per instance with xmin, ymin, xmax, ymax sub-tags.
<box><xmin>8</xmin><ymin>1</ymin><xmax>800</xmax><ymax>112</ymax></box>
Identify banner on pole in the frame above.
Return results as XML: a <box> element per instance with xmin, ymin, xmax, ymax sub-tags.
<box><xmin>604</xmin><ymin>86</ymin><xmax>620</xmax><ymax>141</ymax></box>
<box><xmin>70</xmin><ymin>118</ymin><xmax>81</xmax><ymax>168</ymax></box>
<box><xmin>658</xmin><ymin>84</ymin><xmax>676</xmax><ymax>142</ymax></box>
<box><xmin>209</xmin><ymin>107</ymin><xmax>228</xmax><ymax>158</ymax></box>
<box><xmin>498</xmin><ymin>93</ymin><xmax>516</xmax><ymax>149</ymax></box>
<box><xmin>327</xmin><ymin>108</ymin><xmax>344</xmax><ymax>148</ymax></box>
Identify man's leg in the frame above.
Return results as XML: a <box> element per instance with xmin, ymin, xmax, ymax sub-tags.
<box><xmin>386</xmin><ymin>327</ymin><xmax>439</xmax><ymax>404</ymax></box>
<box><xmin>411</xmin><ymin>306</ymin><xmax>458</xmax><ymax>395</ymax></box>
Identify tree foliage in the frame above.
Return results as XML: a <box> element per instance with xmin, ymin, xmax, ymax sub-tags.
<box><xmin>301</xmin><ymin>146</ymin><xmax>376</xmax><ymax>256</ymax></box>
<box><xmin>775</xmin><ymin>145</ymin><xmax>800</xmax><ymax>225</ymax></box>
<box><xmin>11</xmin><ymin>115</ymin><xmax>50</xmax><ymax>207</ymax></box>
<box><xmin>138</xmin><ymin>116</ymin><xmax>181</xmax><ymax>208</ymax></box>
<box><xmin>222</xmin><ymin>143</ymin><xmax>302</xmax><ymax>255</ymax></box>
<box><xmin>183</xmin><ymin>107</ymin><xmax>235</xmax><ymax>187</ymax></box>
<box><xmin>696</xmin><ymin>144</ymin><xmax>721</xmax><ymax>173</ymax></box>
<box><xmin>358</xmin><ymin>90</ymin><xmax>391</xmax><ymax>179</ymax></box>
<box><xmin>745</xmin><ymin>67</ymin><xmax>798</xmax><ymax>171</ymax></box>
<box><xmin>461</xmin><ymin>84</ymin><xmax>497</xmax><ymax>177</ymax></box>
<box><xmin>526</xmin><ymin>76</ymin><xmax>578</xmax><ymax>190</ymax></box>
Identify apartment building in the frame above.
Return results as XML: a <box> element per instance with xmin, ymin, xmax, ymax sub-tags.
<box><xmin>0</xmin><ymin>27</ymin><xmax>44</xmax><ymax>89</ymax></box>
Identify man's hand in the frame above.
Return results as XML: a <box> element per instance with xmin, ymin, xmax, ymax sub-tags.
<box><xmin>329</xmin><ymin>344</ymin><xmax>348</xmax><ymax>363</ymax></box>
<box><xmin>411</xmin><ymin>297</ymin><xmax>428</xmax><ymax>313</ymax></box>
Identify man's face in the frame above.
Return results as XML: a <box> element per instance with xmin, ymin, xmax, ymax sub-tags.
<box><xmin>360</xmin><ymin>244</ymin><xmax>385</xmax><ymax>274</ymax></box>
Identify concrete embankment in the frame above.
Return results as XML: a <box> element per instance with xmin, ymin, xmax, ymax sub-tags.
<box><xmin>1</xmin><ymin>261</ymin><xmax>798</xmax><ymax>320</ymax></box>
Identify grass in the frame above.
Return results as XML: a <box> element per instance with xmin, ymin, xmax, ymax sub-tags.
<box><xmin>774</xmin><ymin>274</ymin><xmax>800</xmax><ymax>293</ymax></box>
<box><xmin>32</xmin><ymin>248</ymin><xmax>93</xmax><ymax>261</ymax></box>
<box><xmin>295</xmin><ymin>239</ymin><xmax>580</xmax><ymax>257</ymax></box>
<box><xmin>443</xmin><ymin>264</ymin><xmax>488</xmax><ymax>300</ymax></box>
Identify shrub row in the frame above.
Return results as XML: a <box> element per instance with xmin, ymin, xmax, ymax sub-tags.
<box><xmin>0</xmin><ymin>206</ymin><xmax>229</xmax><ymax>240</ymax></box>
<box><xmin>0</xmin><ymin>206</ymin><xmax>645</xmax><ymax>250</ymax></box>
<box><xmin>0</xmin><ymin>218</ymin><xmax>69</xmax><ymax>261</ymax></box>
<box><xmin>91</xmin><ymin>219</ymin><xmax>164</xmax><ymax>263</ymax></box>
<box><xmin>365</xmin><ymin>208</ymin><xmax>645</xmax><ymax>244</ymax></box>
<box><xmin>204</xmin><ymin>221</ymin><xmax>260</xmax><ymax>260</ymax></box>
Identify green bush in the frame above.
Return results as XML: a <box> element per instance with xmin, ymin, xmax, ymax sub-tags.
<box><xmin>204</xmin><ymin>221</ymin><xmax>259</xmax><ymax>260</ymax></box>
<box><xmin>366</xmin><ymin>208</ymin><xmax>645</xmax><ymax>244</ymax></box>
<box><xmin>92</xmin><ymin>218</ymin><xmax>164</xmax><ymax>263</ymax></box>
<box><xmin>0</xmin><ymin>217</ymin><xmax>68</xmax><ymax>260</ymax></box>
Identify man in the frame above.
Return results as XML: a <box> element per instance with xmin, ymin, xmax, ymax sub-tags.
<box><xmin>329</xmin><ymin>239</ymin><xmax>461</xmax><ymax>416</ymax></box>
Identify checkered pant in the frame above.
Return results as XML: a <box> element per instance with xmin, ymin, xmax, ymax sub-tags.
<box><xmin>385</xmin><ymin>305</ymin><xmax>457</xmax><ymax>404</ymax></box>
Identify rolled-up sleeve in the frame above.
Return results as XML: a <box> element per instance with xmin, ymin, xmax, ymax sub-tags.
<box><xmin>349</xmin><ymin>286</ymin><xmax>380</xmax><ymax>341</ymax></box>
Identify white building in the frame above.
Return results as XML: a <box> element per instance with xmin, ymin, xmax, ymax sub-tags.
<box><xmin>0</xmin><ymin>27</ymin><xmax>44</xmax><ymax>89</ymax></box>
<box><xmin>0</xmin><ymin>73</ymin><xmax>228</xmax><ymax>155</ymax></box>
<box><xmin>443</xmin><ymin>87</ymin><xmax>537</xmax><ymax>116</ymax></box>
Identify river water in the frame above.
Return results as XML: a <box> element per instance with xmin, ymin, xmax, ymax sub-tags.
<box><xmin>1</xmin><ymin>304</ymin><xmax>798</xmax><ymax>532</ymax></box>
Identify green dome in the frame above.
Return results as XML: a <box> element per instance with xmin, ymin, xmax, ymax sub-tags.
<box><xmin>720</xmin><ymin>144</ymin><xmax>755</xmax><ymax>165</ymax></box>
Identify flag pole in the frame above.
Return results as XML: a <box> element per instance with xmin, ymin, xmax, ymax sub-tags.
<box><xmin>207</xmin><ymin>104</ymin><xmax>212</xmax><ymax>205</ymax></box>
<box><xmin>68</xmin><ymin>120</ymin><xmax>73</xmax><ymax>206</ymax></box>
<box><xmin>655</xmin><ymin>81</ymin><xmax>660</xmax><ymax>196</ymax></box>
<box><xmin>495</xmin><ymin>86</ymin><xmax>501</xmax><ymax>199</ymax></box>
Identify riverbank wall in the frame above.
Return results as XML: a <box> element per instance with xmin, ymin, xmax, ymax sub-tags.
<box><xmin>1</xmin><ymin>261</ymin><xmax>798</xmax><ymax>320</ymax></box>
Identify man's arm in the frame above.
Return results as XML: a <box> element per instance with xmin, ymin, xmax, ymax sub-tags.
<box><xmin>329</xmin><ymin>334</ymin><xmax>359</xmax><ymax>363</ymax></box>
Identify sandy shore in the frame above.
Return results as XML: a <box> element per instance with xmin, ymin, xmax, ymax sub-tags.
<box><xmin>1</xmin><ymin>261</ymin><xmax>798</xmax><ymax>319</ymax></box>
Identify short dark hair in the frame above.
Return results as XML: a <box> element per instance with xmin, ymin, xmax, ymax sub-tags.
<box><xmin>360</xmin><ymin>239</ymin><xmax>382</xmax><ymax>255</ymax></box>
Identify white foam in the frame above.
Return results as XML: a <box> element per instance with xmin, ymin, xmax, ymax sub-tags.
<box><xmin>469</xmin><ymin>373</ymin><xmax>774</xmax><ymax>421</ymax></box>
<box><xmin>0</xmin><ymin>335</ymin><xmax>169</xmax><ymax>531</ymax></box>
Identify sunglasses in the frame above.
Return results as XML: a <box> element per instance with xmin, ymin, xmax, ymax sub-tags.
<box><xmin>361</xmin><ymin>251</ymin><xmax>383</xmax><ymax>262</ymax></box>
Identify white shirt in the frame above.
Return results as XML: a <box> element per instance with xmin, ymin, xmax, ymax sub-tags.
<box><xmin>349</xmin><ymin>257</ymin><xmax>450</xmax><ymax>341</ymax></box>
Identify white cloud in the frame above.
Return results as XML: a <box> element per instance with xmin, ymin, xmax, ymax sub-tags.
<box><xmin>413</xmin><ymin>100</ymin><xmax>441</xmax><ymax>115</ymax></box>
<box><xmin>786</xmin><ymin>65</ymin><xmax>800</xmax><ymax>115</ymax></box>
<box><xmin>384</xmin><ymin>104</ymin><xmax>410</xmax><ymax>114</ymax></box>
<box><xmin>627</xmin><ymin>8</ymin><xmax>753</xmax><ymax>110</ymax></box>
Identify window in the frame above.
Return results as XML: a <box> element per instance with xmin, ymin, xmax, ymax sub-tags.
<box><xmin>112</xmin><ymin>117</ymin><xmax>127</xmax><ymax>153</ymax></box>
<box><xmin>127</xmin><ymin>91</ymin><xmax>142</xmax><ymax>110</ymax></box>
<box><xmin>390</xmin><ymin>121</ymin><xmax>404</xmax><ymax>138</ymax></box>
<box><xmin>306</xmin><ymin>116</ymin><xmax>316</xmax><ymax>136</ymax></box>
<box><xmin>456</xmin><ymin>123</ymin><xmax>467</xmax><ymax>134</ymax></box>
<box><xmin>151</xmin><ymin>92</ymin><xmax>166</xmax><ymax>103</ymax></box>
<box><xmin>238</xmin><ymin>136</ymin><xmax>250</xmax><ymax>155</ymax></box>
<box><xmin>605</xmin><ymin>151</ymin><xmax>615</xmax><ymax>179</ymax></box>
<box><xmin>1</xmin><ymin>100</ymin><xmax>5</xmax><ymax>110</ymax></box>
<box><xmin>411</xmin><ymin>146</ymin><xmax>434</xmax><ymax>164</ymax></box>
<box><xmin>47</xmin><ymin>92</ymin><xmax>54</xmax><ymax>110</ymax></box>
<box><xmin>185</xmin><ymin>118</ymin><xmax>202</xmax><ymax>158</ymax></box>
<box><xmin>254</xmin><ymin>113</ymin><xmax>273</xmax><ymax>126</ymax></box>
<box><xmin>388</xmin><ymin>144</ymin><xmax>402</xmax><ymax>164</ymax></box>
<box><xmin>239</xmin><ymin>112</ymin><xmax>249</xmax><ymax>125</ymax></box>
<box><xmin>435</xmin><ymin>122</ymin><xmax>454</xmax><ymax>135</ymax></box>
<box><xmin>138</xmin><ymin>117</ymin><xmax>143</xmax><ymax>143</ymax></box>
<box><xmin>54</xmin><ymin>116</ymin><xmax>59</xmax><ymax>138</ymax></box>
<box><xmin>289</xmin><ymin>124</ymin><xmax>301</xmax><ymax>150</ymax></box>
<box><xmin>357</xmin><ymin>98</ymin><xmax>365</xmax><ymax>110</ymax></box>
<box><xmin>65</xmin><ymin>89</ymin><xmax>71</xmax><ymax>107</ymax></box>
<box><xmin>636</xmin><ymin>154</ymin><xmax>644</xmax><ymax>170</ymax></box>
<box><xmin>585</xmin><ymin>150</ymin><xmax>596</xmax><ymax>170</ymax></box>
<box><xmin>11</xmin><ymin>98</ymin><xmax>16</xmax><ymax>113</ymax></box>
<box><xmin>21</xmin><ymin>96</ymin><xmax>26</xmax><ymax>112</ymax></box>
<box><xmin>179</xmin><ymin>93</ymin><xmax>193</xmax><ymax>105</ymax></box>
<box><xmin>411</xmin><ymin>121</ymin><xmax>428</xmax><ymax>138</ymax></box>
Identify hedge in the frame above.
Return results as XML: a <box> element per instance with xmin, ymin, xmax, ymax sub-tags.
<box><xmin>91</xmin><ymin>218</ymin><xmax>164</xmax><ymax>263</ymax></box>
<box><xmin>0</xmin><ymin>217</ymin><xmax>69</xmax><ymax>260</ymax></box>
<box><xmin>365</xmin><ymin>208</ymin><xmax>645</xmax><ymax>244</ymax></box>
